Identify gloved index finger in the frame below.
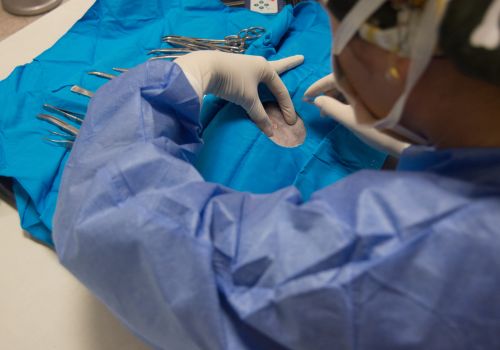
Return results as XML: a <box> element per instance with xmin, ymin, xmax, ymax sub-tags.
<box><xmin>304</xmin><ymin>74</ymin><xmax>336</xmax><ymax>98</ymax></box>
<box><xmin>269</xmin><ymin>55</ymin><xmax>305</xmax><ymax>75</ymax></box>
<box><xmin>262</xmin><ymin>71</ymin><xmax>297</xmax><ymax>125</ymax></box>
<box><xmin>314</xmin><ymin>96</ymin><xmax>409</xmax><ymax>157</ymax></box>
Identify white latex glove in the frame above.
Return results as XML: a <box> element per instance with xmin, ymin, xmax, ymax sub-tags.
<box><xmin>304</xmin><ymin>74</ymin><xmax>410</xmax><ymax>157</ymax></box>
<box><xmin>175</xmin><ymin>51</ymin><xmax>304</xmax><ymax>137</ymax></box>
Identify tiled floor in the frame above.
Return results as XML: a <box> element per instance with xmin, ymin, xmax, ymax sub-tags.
<box><xmin>0</xmin><ymin>1</ymin><xmax>67</xmax><ymax>41</ymax></box>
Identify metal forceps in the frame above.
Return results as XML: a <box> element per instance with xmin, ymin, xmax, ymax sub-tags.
<box><xmin>165</xmin><ymin>26</ymin><xmax>265</xmax><ymax>45</ymax></box>
<box><xmin>87</xmin><ymin>67</ymin><xmax>129</xmax><ymax>79</ymax></box>
<box><xmin>38</xmin><ymin>113</ymin><xmax>78</xmax><ymax>148</ymax></box>
<box><xmin>150</xmin><ymin>26</ymin><xmax>266</xmax><ymax>60</ymax></box>
<box><xmin>38</xmin><ymin>104</ymin><xmax>84</xmax><ymax>148</ymax></box>
<box><xmin>163</xmin><ymin>26</ymin><xmax>265</xmax><ymax>51</ymax></box>
<box><xmin>43</xmin><ymin>104</ymin><xmax>83</xmax><ymax>124</ymax></box>
<box><xmin>162</xmin><ymin>36</ymin><xmax>243</xmax><ymax>53</ymax></box>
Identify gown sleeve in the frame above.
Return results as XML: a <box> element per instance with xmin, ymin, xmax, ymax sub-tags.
<box><xmin>53</xmin><ymin>61</ymin><xmax>481</xmax><ymax>350</ymax></box>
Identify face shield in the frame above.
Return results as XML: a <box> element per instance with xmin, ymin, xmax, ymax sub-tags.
<box><xmin>326</xmin><ymin>0</ymin><xmax>451</xmax><ymax>145</ymax></box>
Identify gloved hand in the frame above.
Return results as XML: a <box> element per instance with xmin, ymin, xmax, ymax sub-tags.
<box><xmin>304</xmin><ymin>74</ymin><xmax>410</xmax><ymax>157</ymax></box>
<box><xmin>175</xmin><ymin>51</ymin><xmax>304</xmax><ymax>137</ymax></box>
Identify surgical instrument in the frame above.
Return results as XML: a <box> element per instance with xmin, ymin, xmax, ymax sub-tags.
<box><xmin>162</xmin><ymin>37</ymin><xmax>245</xmax><ymax>53</ymax></box>
<box><xmin>162</xmin><ymin>27</ymin><xmax>266</xmax><ymax>44</ymax></box>
<box><xmin>150</xmin><ymin>27</ymin><xmax>266</xmax><ymax>60</ymax></box>
<box><xmin>223</xmin><ymin>0</ymin><xmax>245</xmax><ymax>6</ymax></box>
<box><xmin>88</xmin><ymin>71</ymin><xmax>117</xmax><ymax>80</ymax></box>
<box><xmin>38</xmin><ymin>109</ymin><xmax>80</xmax><ymax>148</ymax></box>
<box><xmin>147</xmin><ymin>49</ymin><xmax>191</xmax><ymax>60</ymax></box>
<box><xmin>71</xmin><ymin>85</ymin><xmax>94</xmax><ymax>98</ymax></box>
<box><xmin>148</xmin><ymin>48</ymin><xmax>197</xmax><ymax>55</ymax></box>
<box><xmin>46</xmin><ymin>130</ymin><xmax>76</xmax><ymax>147</ymax></box>
<box><xmin>37</xmin><ymin>114</ymin><xmax>79</xmax><ymax>136</ymax></box>
<box><xmin>49</xmin><ymin>130</ymin><xmax>76</xmax><ymax>139</ymax></box>
<box><xmin>43</xmin><ymin>137</ymin><xmax>74</xmax><ymax>148</ymax></box>
<box><xmin>43</xmin><ymin>104</ymin><xmax>84</xmax><ymax>124</ymax></box>
<box><xmin>89</xmin><ymin>68</ymin><xmax>128</xmax><ymax>77</ymax></box>
<box><xmin>148</xmin><ymin>54</ymin><xmax>184</xmax><ymax>61</ymax></box>
<box><xmin>38</xmin><ymin>104</ymin><xmax>82</xmax><ymax>148</ymax></box>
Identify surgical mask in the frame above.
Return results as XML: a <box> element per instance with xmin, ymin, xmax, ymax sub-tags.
<box><xmin>470</xmin><ymin>0</ymin><xmax>500</xmax><ymax>50</ymax></box>
<box><xmin>329</xmin><ymin>0</ymin><xmax>450</xmax><ymax>145</ymax></box>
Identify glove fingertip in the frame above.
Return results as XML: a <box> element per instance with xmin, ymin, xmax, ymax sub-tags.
<box><xmin>253</xmin><ymin>112</ymin><xmax>275</xmax><ymax>137</ymax></box>
<box><xmin>302</xmin><ymin>96</ymin><xmax>316</xmax><ymax>104</ymax></box>
<box><xmin>292</xmin><ymin>55</ymin><xmax>305</xmax><ymax>65</ymax></box>
<box><xmin>284</xmin><ymin>111</ymin><xmax>298</xmax><ymax>125</ymax></box>
<box><xmin>313</xmin><ymin>95</ymin><xmax>329</xmax><ymax>107</ymax></box>
<box><xmin>313</xmin><ymin>96</ymin><xmax>342</xmax><ymax>119</ymax></box>
<box><xmin>262</xmin><ymin>123</ymin><xmax>275</xmax><ymax>137</ymax></box>
<box><xmin>303</xmin><ymin>87</ymin><xmax>315</xmax><ymax>99</ymax></box>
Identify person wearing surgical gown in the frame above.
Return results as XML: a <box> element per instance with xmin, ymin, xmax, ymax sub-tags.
<box><xmin>53</xmin><ymin>0</ymin><xmax>500</xmax><ymax>349</ymax></box>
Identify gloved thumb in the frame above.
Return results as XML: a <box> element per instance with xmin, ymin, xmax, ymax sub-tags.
<box><xmin>243</xmin><ymin>97</ymin><xmax>275</xmax><ymax>137</ymax></box>
<box><xmin>269</xmin><ymin>55</ymin><xmax>305</xmax><ymax>75</ymax></box>
<box><xmin>304</xmin><ymin>74</ymin><xmax>336</xmax><ymax>99</ymax></box>
<box><xmin>314</xmin><ymin>95</ymin><xmax>410</xmax><ymax>157</ymax></box>
<box><xmin>314</xmin><ymin>95</ymin><xmax>355</xmax><ymax>121</ymax></box>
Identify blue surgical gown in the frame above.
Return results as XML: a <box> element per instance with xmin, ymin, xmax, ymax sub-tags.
<box><xmin>53</xmin><ymin>61</ymin><xmax>500</xmax><ymax>350</ymax></box>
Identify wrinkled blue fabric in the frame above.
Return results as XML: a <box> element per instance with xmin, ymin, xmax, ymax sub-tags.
<box><xmin>54</xmin><ymin>60</ymin><xmax>500</xmax><ymax>349</ymax></box>
<box><xmin>195</xmin><ymin>4</ymin><xmax>386</xmax><ymax>196</ymax></box>
<box><xmin>0</xmin><ymin>0</ymin><xmax>385</xmax><ymax>246</ymax></box>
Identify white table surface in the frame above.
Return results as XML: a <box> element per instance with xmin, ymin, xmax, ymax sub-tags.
<box><xmin>0</xmin><ymin>1</ymin><xmax>149</xmax><ymax>348</ymax></box>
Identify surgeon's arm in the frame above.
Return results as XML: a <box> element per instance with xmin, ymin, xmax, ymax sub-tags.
<box><xmin>52</xmin><ymin>60</ymin><xmax>412</xmax><ymax>349</ymax></box>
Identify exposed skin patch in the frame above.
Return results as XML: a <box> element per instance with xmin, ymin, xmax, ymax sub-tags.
<box><xmin>264</xmin><ymin>102</ymin><xmax>306</xmax><ymax>148</ymax></box>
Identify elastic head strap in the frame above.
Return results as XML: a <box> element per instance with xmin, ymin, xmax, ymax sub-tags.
<box><xmin>333</xmin><ymin>0</ymin><xmax>387</xmax><ymax>55</ymax></box>
<box><xmin>331</xmin><ymin>0</ymin><xmax>450</xmax><ymax>145</ymax></box>
<box><xmin>375</xmin><ymin>0</ymin><xmax>450</xmax><ymax>134</ymax></box>
<box><xmin>470</xmin><ymin>0</ymin><xmax>500</xmax><ymax>50</ymax></box>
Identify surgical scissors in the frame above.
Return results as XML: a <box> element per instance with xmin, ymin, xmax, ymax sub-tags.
<box><xmin>163</xmin><ymin>36</ymin><xmax>245</xmax><ymax>51</ymax></box>
<box><xmin>150</xmin><ymin>26</ymin><xmax>266</xmax><ymax>60</ymax></box>
<box><xmin>161</xmin><ymin>37</ymin><xmax>243</xmax><ymax>53</ymax></box>
<box><xmin>162</xmin><ymin>27</ymin><xmax>265</xmax><ymax>46</ymax></box>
